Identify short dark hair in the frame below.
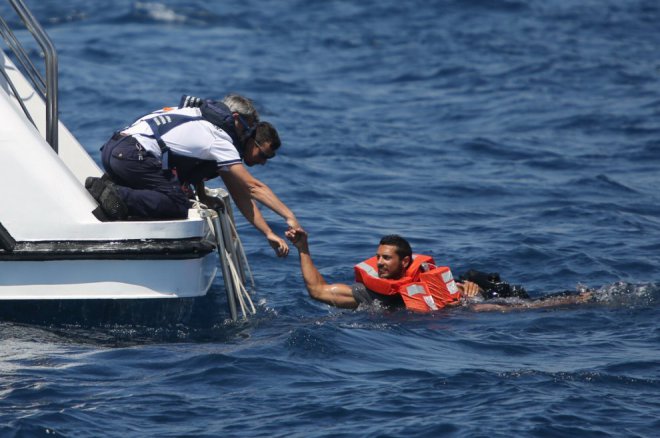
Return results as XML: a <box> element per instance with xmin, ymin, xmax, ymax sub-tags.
<box><xmin>255</xmin><ymin>121</ymin><xmax>281</xmax><ymax>151</ymax></box>
<box><xmin>379</xmin><ymin>235</ymin><xmax>412</xmax><ymax>260</ymax></box>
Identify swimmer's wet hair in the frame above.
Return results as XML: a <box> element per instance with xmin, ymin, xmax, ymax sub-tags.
<box><xmin>379</xmin><ymin>235</ymin><xmax>412</xmax><ymax>260</ymax></box>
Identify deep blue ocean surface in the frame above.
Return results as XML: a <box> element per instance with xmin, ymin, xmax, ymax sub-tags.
<box><xmin>1</xmin><ymin>0</ymin><xmax>659</xmax><ymax>436</ymax></box>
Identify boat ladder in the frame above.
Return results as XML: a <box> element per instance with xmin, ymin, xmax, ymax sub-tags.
<box><xmin>200</xmin><ymin>188</ymin><xmax>256</xmax><ymax>321</ymax></box>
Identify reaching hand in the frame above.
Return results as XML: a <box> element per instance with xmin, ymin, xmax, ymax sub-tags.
<box><xmin>285</xmin><ymin>227</ymin><xmax>308</xmax><ymax>250</ymax></box>
<box><xmin>267</xmin><ymin>232</ymin><xmax>289</xmax><ymax>257</ymax></box>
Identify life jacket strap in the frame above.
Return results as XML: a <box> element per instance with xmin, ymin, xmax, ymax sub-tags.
<box><xmin>145</xmin><ymin>114</ymin><xmax>203</xmax><ymax>169</ymax></box>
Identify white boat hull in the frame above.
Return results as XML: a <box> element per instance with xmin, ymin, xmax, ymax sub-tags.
<box><xmin>0</xmin><ymin>252</ymin><xmax>218</xmax><ymax>300</ymax></box>
<box><xmin>0</xmin><ymin>14</ymin><xmax>252</xmax><ymax>321</ymax></box>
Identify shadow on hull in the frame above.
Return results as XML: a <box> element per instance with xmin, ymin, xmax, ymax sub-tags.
<box><xmin>0</xmin><ymin>292</ymin><xmax>230</xmax><ymax>328</ymax></box>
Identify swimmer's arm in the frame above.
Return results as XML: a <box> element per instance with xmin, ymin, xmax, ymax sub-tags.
<box><xmin>468</xmin><ymin>291</ymin><xmax>593</xmax><ymax>312</ymax></box>
<box><xmin>297</xmin><ymin>250</ymin><xmax>358</xmax><ymax>309</ymax></box>
<box><xmin>520</xmin><ymin>292</ymin><xmax>593</xmax><ymax>308</ymax></box>
<box><xmin>286</xmin><ymin>234</ymin><xmax>357</xmax><ymax>309</ymax></box>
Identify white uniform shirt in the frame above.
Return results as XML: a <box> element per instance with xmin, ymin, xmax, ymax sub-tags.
<box><xmin>121</xmin><ymin>107</ymin><xmax>242</xmax><ymax>171</ymax></box>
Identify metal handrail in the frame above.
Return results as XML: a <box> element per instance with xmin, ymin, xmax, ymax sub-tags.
<box><xmin>0</xmin><ymin>0</ymin><xmax>58</xmax><ymax>152</ymax></box>
<box><xmin>205</xmin><ymin>188</ymin><xmax>256</xmax><ymax>321</ymax></box>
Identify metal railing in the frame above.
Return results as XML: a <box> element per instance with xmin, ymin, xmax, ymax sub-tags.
<box><xmin>204</xmin><ymin>188</ymin><xmax>256</xmax><ymax>321</ymax></box>
<box><xmin>0</xmin><ymin>0</ymin><xmax>58</xmax><ymax>152</ymax></box>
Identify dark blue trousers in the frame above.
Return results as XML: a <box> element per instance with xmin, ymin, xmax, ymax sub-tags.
<box><xmin>101</xmin><ymin>134</ymin><xmax>190</xmax><ymax>219</ymax></box>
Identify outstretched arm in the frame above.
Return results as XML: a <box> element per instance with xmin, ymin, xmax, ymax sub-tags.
<box><xmin>225</xmin><ymin>163</ymin><xmax>301</xmax><ymax>230</ymax></box>
<box><xmin>468</xmin><ymin>291</ymin><xmax>593</xmax><ymax>312</ymax></box>
<box><xmin>220</xmin><ymin>165</ymin><xmax>289</xmax><ymax>257</ymax></box>
<box><xmin>285</xmin><ymin>229</ymin><xmax>358</xmax><ymax>309</ymax></box>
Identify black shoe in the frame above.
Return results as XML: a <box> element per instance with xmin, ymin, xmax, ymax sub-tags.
<box><xmin>85</xmin><ymin>174</ymin><xmax>111</xmax><ymax>201</ymax></box>
<box><xmin>99</xmin><ymin>182</ymin><xmax>128</xmax><ymax>220</ymax></box>
<box><xmin>91</xmin><ymin>206</ymin><xmax>110</xmax><ymax>222</ymax></box>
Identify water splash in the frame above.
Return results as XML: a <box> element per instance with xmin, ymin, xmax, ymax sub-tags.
<box><xmin>591</xmin><ymin>281</ymin><xmax>659</xmax><ymax>308</ymax></box>
<box><xmin>133</xmin><ymin>2</ymin><xmax>186</xmax><ymax>23</ymax></box>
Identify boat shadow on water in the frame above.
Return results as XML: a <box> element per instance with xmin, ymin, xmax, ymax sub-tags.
<box><xmin>0</xmin><ymin>286</ymin><xmax>276</xmax><ymax>346</ymax></box>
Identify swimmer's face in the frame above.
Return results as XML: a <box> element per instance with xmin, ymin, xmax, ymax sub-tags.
<box><xmin>376</xmin><ymin>244</ymin><xmax>409</xmax><ymax>279</ymax></box>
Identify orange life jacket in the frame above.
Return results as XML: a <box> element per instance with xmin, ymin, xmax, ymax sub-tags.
<box><xmin>354</xmin><ymin>254</ymin><xmax>461</xmax><ymax>312</ymax></box>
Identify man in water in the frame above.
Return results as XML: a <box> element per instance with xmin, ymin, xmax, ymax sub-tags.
<box><xmin>284</xmin><ymin>229</ymin><xmax>480</xmax><ymax>309</ymax></box>
<box><xmin>285</xmin><ymin>229</ymin><xmax>592</xmax><ymax>311</ymax></box>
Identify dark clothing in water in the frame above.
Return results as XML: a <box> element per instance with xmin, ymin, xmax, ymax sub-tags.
<box><xmin>458</xmin><ymin>269</ymin><xmax>530</xmax><ymax>300</ymax></box>
<box><xmin>351</xmin><ymin>283</ymin><xmax>404</xmax><ymax>309</ymax></box>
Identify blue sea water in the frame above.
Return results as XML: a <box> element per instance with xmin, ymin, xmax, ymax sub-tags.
<box><xmin>1</xmin><ymin>0</ymin><xmax>660</xmax><ymax>436</ymax></box>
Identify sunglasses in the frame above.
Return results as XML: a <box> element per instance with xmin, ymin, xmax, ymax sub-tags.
<box><xmin>254</xmin><ymin>139</ymin><xmax>275</xmax><ymax>160</ymax></box>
